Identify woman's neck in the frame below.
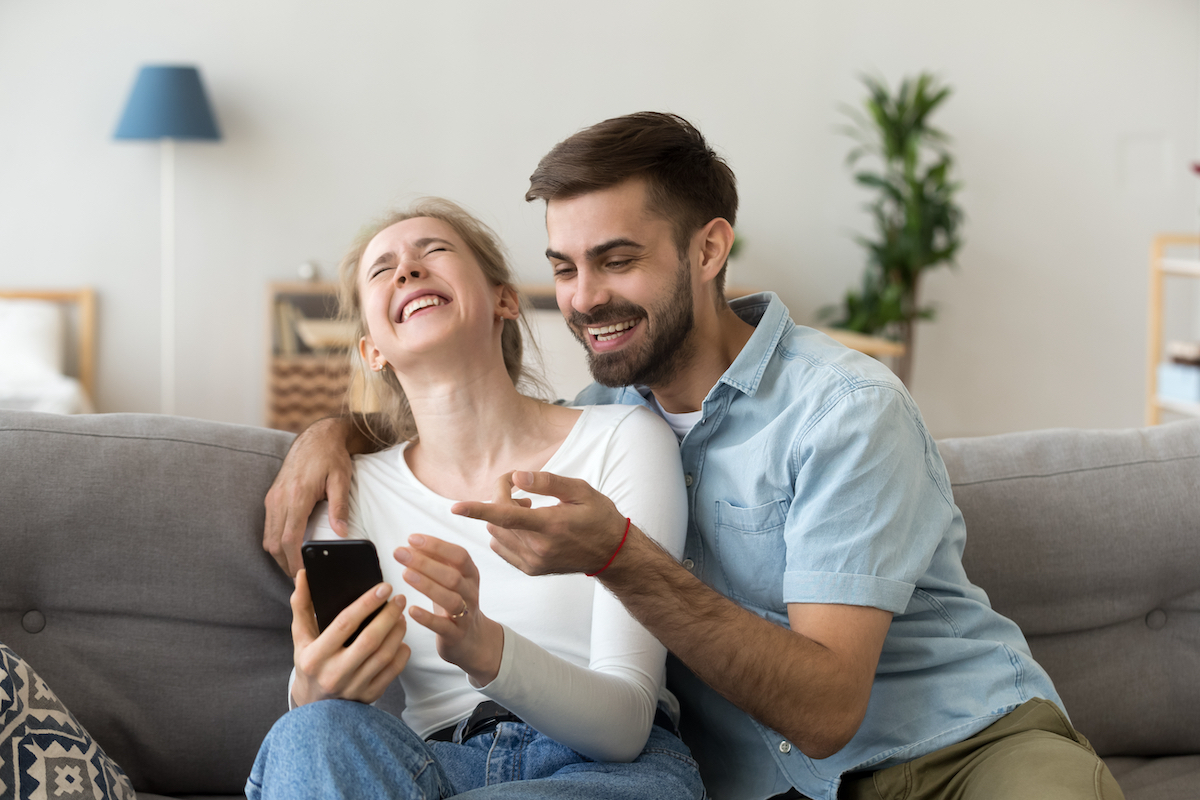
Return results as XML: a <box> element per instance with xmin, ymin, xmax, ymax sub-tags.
<box><xmin>396</xmin><ymin>359</ymin><xmax>577</xmax><ymax>501</ymax></box>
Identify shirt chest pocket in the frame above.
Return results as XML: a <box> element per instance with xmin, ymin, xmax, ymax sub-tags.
<box><xmin>713</xmin><ymin>498</ymin><xmax>789</xmax><ymax>610</ymax></box>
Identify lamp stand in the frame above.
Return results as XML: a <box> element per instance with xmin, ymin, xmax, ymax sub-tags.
<box><xmin>160</xmin><ymin>138</ymin><xmax>175</xmax><ymax>415</ymax></box>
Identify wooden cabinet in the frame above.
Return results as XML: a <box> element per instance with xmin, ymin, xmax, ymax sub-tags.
<box><xmin>266</xmin><ymin>282</ymin><xmax>358</xmax><ymax>432</ymax></box>
<box><xmin>1146</xmin><ymin>234</ymin><xmax>1200</xmax><ymax>425</ymax></box>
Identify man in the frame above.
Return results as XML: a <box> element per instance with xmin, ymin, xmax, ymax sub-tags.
<box><xmin>264</xmin><ymin>112</ymin><xmax>1123</xmax><ymax>800</ymax></box>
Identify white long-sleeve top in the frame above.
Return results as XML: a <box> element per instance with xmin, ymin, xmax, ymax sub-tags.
<box><xmin>301</xmin><ymin>404</ymin><xmax>687</xmax><ymax>762</ymax></box>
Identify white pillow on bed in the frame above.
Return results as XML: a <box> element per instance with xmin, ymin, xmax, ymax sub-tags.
<box><xmin>0</xmin><ymin>299</ymin><xmax>64</xmax><ymax>380</ymax></box>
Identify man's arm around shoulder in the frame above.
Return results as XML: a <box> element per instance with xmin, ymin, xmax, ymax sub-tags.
<box><xmin>263</xmin><ymin>414</ymin><xmax>383</xmax><ymax>576</ymax></box>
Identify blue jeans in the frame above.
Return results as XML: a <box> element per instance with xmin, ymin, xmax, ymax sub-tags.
<box><xmin>246</xmin><ymin>700</ymin><xmax>706</xmax><ymax>800</ymax></box>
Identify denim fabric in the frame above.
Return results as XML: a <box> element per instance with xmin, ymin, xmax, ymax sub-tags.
<box><xmin>575</xmin><ymin>293</ymin><xmax>1063</xmax><ymax>800</ymax></box>
<box><xmin>246</xmin><ymin>700</ymin><xmax>705</xmax><ymax>800</ymax></box>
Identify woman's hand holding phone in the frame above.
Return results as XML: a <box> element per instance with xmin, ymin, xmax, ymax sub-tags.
<box><xmin>395</xmin><ymin>534</ymin><xmax>505</xmax><ymax>686</ymax></box>
<box><xmin>289</xmin><ymin>570</ymin><xmax>411</xmax><ymax>706</ymax></box>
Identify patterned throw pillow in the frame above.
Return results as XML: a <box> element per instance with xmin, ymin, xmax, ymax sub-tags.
<box><xmin>0</xmin><ymin>643</ymin><xmax>135</xmax><ymax>799</ymax></box>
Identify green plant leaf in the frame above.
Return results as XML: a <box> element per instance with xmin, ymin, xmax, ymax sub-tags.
<box><xmin>829</xmin><ymin>71</ymin><xmax>966</xmax><ymax>339</ymax></box>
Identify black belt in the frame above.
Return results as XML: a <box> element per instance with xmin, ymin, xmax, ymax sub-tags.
<box><xmin>426</xmin><ymin>700</ymin><xmax>677</xmax><ymax>743</ymax></box>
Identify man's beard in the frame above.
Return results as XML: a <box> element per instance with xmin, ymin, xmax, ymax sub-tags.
<box><xmin>566</xmin><ymin>258</ymin><xmax>696</xmax><ymax>389</ymax></box>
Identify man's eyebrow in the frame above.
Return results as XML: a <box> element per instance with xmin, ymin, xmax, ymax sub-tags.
<box><xmin>544</xmin><ymin>238</ymin><xmax>645</xmax><ymax>263</ymax></box>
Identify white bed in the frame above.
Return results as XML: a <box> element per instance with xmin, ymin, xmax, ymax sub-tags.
<box><xmin>0</xmin><ymin>289</ymin><xmax>96</xmax><ymax>414</ymax></box>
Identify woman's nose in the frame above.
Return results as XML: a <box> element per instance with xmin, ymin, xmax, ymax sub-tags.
<box><xmin>396</xmin><ymin>266</ymin><xmax>423</xmax><ymax>285</ymax></box>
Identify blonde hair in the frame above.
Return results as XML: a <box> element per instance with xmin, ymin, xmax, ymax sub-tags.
<box><xmin>337</xmin><ymin>198</ymin><xmax>545</xmax><ymax>445</ymax></box>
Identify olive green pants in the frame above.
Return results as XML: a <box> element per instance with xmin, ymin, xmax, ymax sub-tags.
<box><xmin>836</xmin><ymin>698</ymin><xmax>1125</xmax><ymax>800</ymax></box>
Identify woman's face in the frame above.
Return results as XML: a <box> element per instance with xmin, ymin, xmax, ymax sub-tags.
<box><xmin>356</xmin><ymin>216</ymin><xmax>513</xmax><ymax>372</ymax></box>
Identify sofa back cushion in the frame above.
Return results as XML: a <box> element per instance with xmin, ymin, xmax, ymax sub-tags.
<box><xmin>939</xmin><ymin>420</ymin><xmax>1200</xmax><ymax>758</ymax></box>
<box><xmin>0</xmin><ymin>412</ymin><xmax>402</xmax><ymax>795</ymax></box>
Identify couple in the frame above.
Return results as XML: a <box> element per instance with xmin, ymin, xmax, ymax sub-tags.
<box><xmin>254</xmin><ymin>112</ymin><xmax>1124</xmax><ymax>800</ymax></box>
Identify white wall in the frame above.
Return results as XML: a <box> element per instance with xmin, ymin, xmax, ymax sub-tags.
<box><xmin>1</xmin><ymin>0</ymin><xmax>1195</xmax><ymax>437</ymax></box>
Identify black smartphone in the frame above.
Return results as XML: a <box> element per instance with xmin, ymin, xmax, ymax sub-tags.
<box><xmin>301</xmin><ymin>539</ymin><xmax>385</xmax><ymax>647</ymax></box>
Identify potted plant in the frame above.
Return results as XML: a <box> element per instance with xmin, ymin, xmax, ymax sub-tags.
<box><xmin>822</xmin><ymin>72</ymin><xmax>964</xmax><ymax>385</ymax></box>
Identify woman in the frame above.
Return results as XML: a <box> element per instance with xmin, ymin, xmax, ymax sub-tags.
<box><xmin>247</xmin><ymin>199</ymin><xmax>702</xmax><ymax>800</ymax></box>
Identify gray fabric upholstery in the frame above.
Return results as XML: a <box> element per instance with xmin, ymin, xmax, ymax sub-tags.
<box><xmin>0</xmin><ymin>412</ymin><xmax>403</xmax><ymax>797</ymax></box>
<box><xmin>0</xmin><ymin>412</ymin><xmax>295</xmax><ymax>795</ymax></box>
<box><xmin>2</xmin><ymin>410</ymin><xmax>1196</xmax><ymax>798</ymax></box>
<box><xmin>940</xmin><ymin>419</ymin><xmax>1200</xmax><ymax>799</ymax></box>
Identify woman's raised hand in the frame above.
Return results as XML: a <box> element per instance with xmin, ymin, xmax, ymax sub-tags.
<box><xmin>395</xmin><ymin>535</ymin><xmax>505</xmax><ymax>686</ymax></box>
<box><xmin>290</xmin><ymin>570</ymin><xmax>410</xmax><ymax>706</ymax></box>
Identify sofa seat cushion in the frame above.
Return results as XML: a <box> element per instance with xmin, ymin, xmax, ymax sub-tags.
<box><xmin>1105</xmin><ymin>755</ymin><xmax>1200</xmax><ymax>800</ymax></box>
<box><xmin>0</xmin><ymin>412</ymin><xmax>299</xmax><ymax>796</ymax></box>
<box><xmin>938</xmin><ymin>420</ymin><xmax>1200</xmax><ymax>760</ymax></box>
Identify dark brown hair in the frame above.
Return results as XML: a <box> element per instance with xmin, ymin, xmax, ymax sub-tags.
<box><xmin>526</xmin><ymin>112</ymin><xmax>738</xmax><ymax>293</ymax></box>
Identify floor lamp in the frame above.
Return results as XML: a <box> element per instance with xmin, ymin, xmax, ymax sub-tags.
<box><xmin>114</xmin><ymin>65</ymin><xmax>221</xmax><ymax>415</ymax></box>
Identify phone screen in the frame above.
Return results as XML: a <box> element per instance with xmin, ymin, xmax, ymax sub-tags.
<box><xmin>301</xmin><ymin>539</ymin><xmax>385</xmax><ymax>646</ymax></box>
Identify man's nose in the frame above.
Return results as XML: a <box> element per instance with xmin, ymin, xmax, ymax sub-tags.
<box><xmin>571</xmin><ymin>269</ymin><xmax>610</xmax><ymax>314</ymax></box>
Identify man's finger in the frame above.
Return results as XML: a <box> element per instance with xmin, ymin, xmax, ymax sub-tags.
<box><xmin>290</xmin><ymin>570</ymin><xmax>320</xmax><ymax>648</ymax></box>
<box><xmin>492</xmin><ymin>472</ymin><xmax>517</xmax><ymax>506</ymax></box>
<box><xmin>450</xmin><ymin>500</ymin><xmax>548</xmax><ymax>530</ymax></box>
<box><xmin>263</xmin><ymin>494</ymin><xmax>287</xmax><ymax>570</ymax></box>
<box><xmin>488</xmin><ymin>534</ymin><xmax>537</xmax><ymax>576</ymax></box>
<box><xmin>281</xmin><ymin>509</ymin><xmax>308</xmax><ymax>577</ymax></box>
<box><xmin>511</xmin><ymin>470</ymin><xmax>590</xmax><ymax>503</ymax></box>
<box><xmin>326</xmin><ymin>468</ymin><xmax>353</xmax><ymax>538</ymax></box>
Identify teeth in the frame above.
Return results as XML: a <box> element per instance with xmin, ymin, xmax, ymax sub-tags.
<box><xmin>401</xmin><ymin>295</ymin><xmax>446</xmax><ymax>322</ymax></box>
<box><xmin>587</xmin><ymin>320</ymin><xmax>637</xmax><ymax>341</ymax></box>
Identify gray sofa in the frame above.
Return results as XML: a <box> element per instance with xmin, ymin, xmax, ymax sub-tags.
<box><xmin>1</xmin><ymin>410</ymin><xmax>1197</xmax><ymax>799</ymax></box>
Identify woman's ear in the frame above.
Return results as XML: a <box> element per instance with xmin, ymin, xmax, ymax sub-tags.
<box><xmin>495</xmin><ymin>284</ymin><xmax>521</xmax><ymax>321</ymax></box>
<box><xmin>359</xmin><ymin>336</ymin><xmax>387</xmax><ymax>372</ymax></box>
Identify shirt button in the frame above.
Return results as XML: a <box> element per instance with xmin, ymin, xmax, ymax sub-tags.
<box><xmin>684</xmin><ymin>474</ymin><xmax>693</xmax><ymax>487</ymax></box>
<box><xmin>779</xmin><ymin>740</ymin><xmax>792</xmax><ymax>754</ymax></box>
<box><xmin>682</xmin><ymin>559</ymin><xmax>695</xmax><ymax>571</ymax></box>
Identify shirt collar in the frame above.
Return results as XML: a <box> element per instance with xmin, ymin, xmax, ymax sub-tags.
<box><xmin>719</xmin><ymin>291</ymin><xmax>791</xmax><ymax>397</ymax></box>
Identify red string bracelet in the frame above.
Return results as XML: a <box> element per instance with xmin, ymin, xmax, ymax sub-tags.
<box><xmin>587</xmin><ymin>517</ymin><xmax>630</xmax><ymax>577</ymax></box>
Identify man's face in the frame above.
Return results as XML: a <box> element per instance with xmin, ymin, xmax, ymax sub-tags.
<box><xmin>544</xmin><ymin>179</ymin><xmax>697</xmax><ymax>389</ymax></box>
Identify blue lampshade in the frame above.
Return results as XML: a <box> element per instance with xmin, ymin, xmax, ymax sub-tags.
<box><xmin>114</xmin><ymin>65</ymin><xmax>221</xmax><ymax>141</ymax></box>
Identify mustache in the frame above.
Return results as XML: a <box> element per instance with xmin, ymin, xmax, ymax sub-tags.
<box><xmin>567</xmin><ymin>301</ymin><xmax>647</xmax><ymax>329</ymax></box>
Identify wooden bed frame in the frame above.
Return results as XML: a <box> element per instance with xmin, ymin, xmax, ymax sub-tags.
<box><xmin>0</xmin><ymin>288</ymin><xmax>96</xmax><ymax>401</ymax></box>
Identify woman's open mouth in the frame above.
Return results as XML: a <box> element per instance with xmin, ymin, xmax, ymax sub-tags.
<box><xmin>397</xmin><ymin>293</ymin><xmax>451</xmax><ymax>323</ymax></box>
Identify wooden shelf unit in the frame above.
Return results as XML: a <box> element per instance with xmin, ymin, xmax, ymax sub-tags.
<box><xmin>266</xmin><ymin>282</ymin><xmax>354</xmax><ymax>433</ymax></box>
<box><xmin>1146</xmin><ymin>234</ymin><xmax>1200</xmax><ymax>425</ymax></box>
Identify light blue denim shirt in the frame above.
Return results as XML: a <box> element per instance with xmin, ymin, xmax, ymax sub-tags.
<box><xmin>575</xmin><ymin>292</ymin><xmax>1062</xmax><ymax>800</ymax></box>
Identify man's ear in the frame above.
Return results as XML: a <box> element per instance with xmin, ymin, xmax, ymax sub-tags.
<box><xmin>495</xmin><ymin>284</ymin><xmax>521</xmax><ymax>321</ymax></box>
<box><xmin>359</xmin><ymin>335</ymin><xmax>385</xmax><ymax>371</ymax></box>
<box><xmin>694</xmin><ymin>217</ymin><xmax>736</xmax><ymax>284</ymax></box>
